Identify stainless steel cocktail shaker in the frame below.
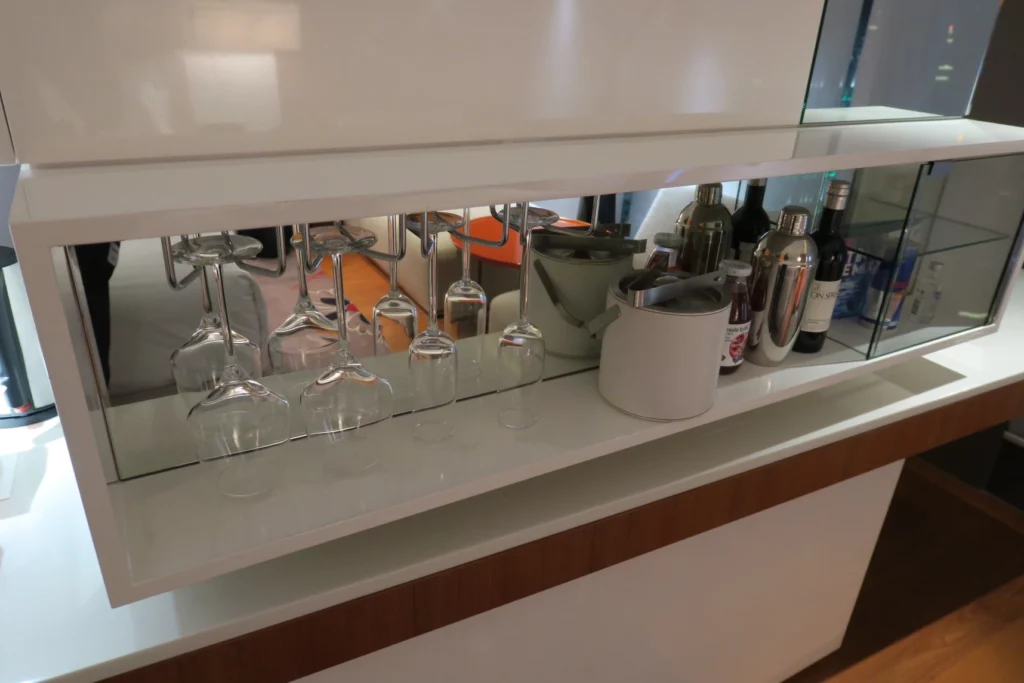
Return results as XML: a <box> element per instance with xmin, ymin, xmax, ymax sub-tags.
<box><xmin>746</xmin><ymin>206</ymin><xmax>818</xmax><ymax>366</ymax></box>
<box><xmin>645</xmin><ymin>183</ymin><xmax>733</xmax><ymax>275</ymax></box>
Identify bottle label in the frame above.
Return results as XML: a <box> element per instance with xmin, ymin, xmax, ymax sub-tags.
<box><xmin>721</xmin><ymin>321</ymin><xmax>752</xmax><ymax>367</ymax></box>
<box><xmin>801</xmin><ymin>280</ymin><xmax>841</xmax><ymax>333</ymax></box>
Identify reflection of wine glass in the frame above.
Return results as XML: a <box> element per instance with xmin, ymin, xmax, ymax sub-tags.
<box><xmin>300</xmin><ymin>225</ymin><xmax>394</xmax><ymax>445</ymax></box>
<box><xmin>494</xmin><ymin>202</ymin><xmax>557</xmax><ymax>429</ymax></box>
<box><xmin>268</xmin><ymin>231</ymin><xmax>337</xmax><ymax>373</ymax></box>
<box><xmin>372</xmin><ymin>215</ymin><xmax>418</xmax><ymax>355</ymax></box>
<box><xmin>445</xmin><ymin>208</ymin><xmax>487</xmax><ymax>379</ymax></box>
<box><xmin>407</xmin><ymin>212</ymin><xmax>462</xmax><ymax>442</ymax></box>
<box><xmin>170</xmin><ymin>265</ymin><xmax>262</xmax><ymax>395</ymax></box>
<box><xmin>173</xmin><ymin>234</ymin><xmax>290</xmax><ymax>499</ymax></box>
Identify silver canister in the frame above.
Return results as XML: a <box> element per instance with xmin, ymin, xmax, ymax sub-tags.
<box><xmin>647</xmin><ymin>183</ymin><xmax>733</xmax><ymax>275</ymax></box>
<box><xmin>677</xmin><ymin>183</ymin><xmax>733</xmax><ymax>276</ymax></box>
<box><xmin>746</xmin><ymin>206</ymin><xmax>818</xmax><ymax>366</ymax></box>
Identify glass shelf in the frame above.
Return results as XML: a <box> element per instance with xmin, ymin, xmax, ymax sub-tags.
<box><xmin>845</xmin><ymin>207</ymin><xmax>1011</xmax><ymax>263</ymax></box>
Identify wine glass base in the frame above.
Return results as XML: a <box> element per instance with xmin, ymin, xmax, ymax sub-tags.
<box><xmin>414</xmin><ymin>419</ymin><xmax>454</xmax><ymax>443</ymax></box>
<box><xmin>218</xmin><ymin>458</ymin><xmax>281</xmax><ymax>499</ymax></box>
<box><xmin>498</xmin><ymin>408</ymin><xmax>537</xmax><ymax>430</ymax></box>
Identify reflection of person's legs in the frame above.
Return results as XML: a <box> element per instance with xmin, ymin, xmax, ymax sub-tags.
<box><xmin>74</xmin><ymin>243</ymin><xmax>118</xmax><ymax>385</ymax></box>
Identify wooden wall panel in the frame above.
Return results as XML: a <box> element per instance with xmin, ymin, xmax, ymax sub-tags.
<box><xmin>101</xmin><ymin>379</ymin><xmax>1024</xmax><ymax>683</ymax></box>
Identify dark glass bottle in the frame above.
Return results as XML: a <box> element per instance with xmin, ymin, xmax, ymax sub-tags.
<box><xmin>720</xmin><ymin>261</ymin><xmax>752</xmax><ymax>375</ymax></box>
<box><xmin>794</xmin><ymin>179</ymin><xmax>851</xmax><ymax>353</ymax></box>
<box><xmin>730</xmin><ymin>178</ymin><xmax>771</xmax><ymax>263</ymax></box>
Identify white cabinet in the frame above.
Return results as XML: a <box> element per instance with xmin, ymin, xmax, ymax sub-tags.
<box><xmin>0</xmin><ymin>0</ymin><xmax>824</xmax><ymax>165</ymax></box>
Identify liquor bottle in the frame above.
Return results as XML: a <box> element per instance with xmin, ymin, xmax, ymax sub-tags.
<box><xmin>719</xmin><ymin>261</ymin><xmax>752</xmax><ymax>375</ymax></box>
<box><xmin>730</xmin><ymin>178</ymin><xmax>771</xmax><ymax>263</ymax></box>
<box><xmin>794</xmin><ymin>180</ymin><xmax>850</xmax><ymax>353</ymax></box>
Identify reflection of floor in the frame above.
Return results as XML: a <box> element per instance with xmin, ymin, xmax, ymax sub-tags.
<box><xmin>254</xmin><ymin>253</ymin><xmax>428</xmax><ymax>355</ymax></box>
<box><xmin>335</xmin><ymin>254</ymin><xmax>427</xmax><ymax>353</ymax></box>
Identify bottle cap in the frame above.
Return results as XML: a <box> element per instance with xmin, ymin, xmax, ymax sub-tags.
<box><xmin>777</xmin><ymin>206</ymin><xmax>812</xmax><ymax>236</ymax></box>
<box><xmin>824</xmin><ymin>180</ymin><xmax>851</xmax><ymax>211</ymax></box>
<box><xmin>695</xmin><ymin>183</ymin><xmax>723</xmax><ymax>206</ymax></box>
<box><xmin>748</xmin><ymin>178</ymin><xmax>767</xmax><ymax>187</ymax></box>
<box><xmin>722</xmin><ymin>260</ymin><xmax>752</xmax><ymax>277</ymax></box>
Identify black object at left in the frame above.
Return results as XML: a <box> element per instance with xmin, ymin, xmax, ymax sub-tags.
<box><xmin>0</xmin><ymin>246</ymin><xmax>57</xmax><ymax>428</ymax></box>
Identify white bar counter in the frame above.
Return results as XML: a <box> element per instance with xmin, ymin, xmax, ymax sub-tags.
<box><xmin>2</xmin><ymin>280</ymin><xmax>1023</xmax><ymax>683</ymax></box>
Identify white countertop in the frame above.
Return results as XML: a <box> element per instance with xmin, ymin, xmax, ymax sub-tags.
<box><xmin>2</xmin><ymin>280</ymin><xmax>1024</xmax><ymax>683</ymax></box>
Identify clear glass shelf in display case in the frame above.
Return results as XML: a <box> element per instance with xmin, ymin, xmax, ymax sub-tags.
<box><xmin>823</xmin><ymin>155</ymin><xmax>1024</xmax><ymax>359</ymax></box>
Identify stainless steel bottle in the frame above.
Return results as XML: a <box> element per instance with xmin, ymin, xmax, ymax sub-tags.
<box><xmin>677</xmin><ymin>183</ymin><xmax>733</xmax><ymax>276</ymax></box>
<box><xmin>646</xmin><ymin>183</ymin><xmax>733</xmax><ymax>275</ymax></box>
<box><xmin>745</xmin><ymin>205</ymin><xmax>818</xmax><ymax>366</ymax></box>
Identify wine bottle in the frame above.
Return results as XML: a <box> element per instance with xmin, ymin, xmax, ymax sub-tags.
<box><xmin>730</xmin><ymin>178</ymin><xmax>771</xmax><ymax>263</ymax></box>
<box><xmin>794</xmin><ymin>179</ymin><xmax>850</xmax><ymax>353</ymax></box>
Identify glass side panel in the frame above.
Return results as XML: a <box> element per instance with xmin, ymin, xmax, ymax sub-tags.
<box><xmin>833</xmin><ymin>154</ymin><xmax>1024</xmax><ymax>357</ymax></box>
<box><xmin>803</xmin><ymin>0</ymin><xmax>1001</xmax><ymax>124</ymax></box>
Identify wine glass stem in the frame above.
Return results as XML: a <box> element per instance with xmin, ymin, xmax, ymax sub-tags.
<box><xmin>388</xmin><ymin>215</ymin><xmax>400</xmax><ymax>293</ymax></box>
<box><xmin>518</xmin><ymin>201</ymin><xmax>532</xmax><ymax>321</ymax></box>
<box><xmin>330</xmin><ymin>253</ymin><xmax>350</xmax><ymax>348</ymax></box>
<box><xmin>461</xmin><ymin>208</ymin><xmax>472</xmax><ymax>280</ymax></box>
<box><xmin>199</xmin><ymin>265</ymin><xmax>214</xmax><ymax>315</ymax></box>
<box><xmin>211</xmin><ymin>262</ymin><xmax>235</xmax><ymax>357</ymax></box>
<box><xmin>292</xmin><ymin>235</ymin><xmax>310</xmax><ymax>301</ymax></box>
<box><xmin>425</xmin><ymin>212</ymin><xmax>440</xmax><ymax>335</ymax></box>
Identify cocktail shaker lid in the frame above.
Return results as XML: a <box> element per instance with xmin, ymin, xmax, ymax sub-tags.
<box><xmin>695</xmin><ymin>183</ymin><xmax>723</xmax><ymax>206</ymax></box>
<box><xmin>777</xmin><ymin>206</ymin><xmax>811</xmax><ymax>236</ymax></box>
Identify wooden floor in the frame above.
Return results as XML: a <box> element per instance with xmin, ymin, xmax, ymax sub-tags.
<box><xmin>787</xmin><ymin>457</ymin><xmax>1024</xmax><ymax>683</ymax></box>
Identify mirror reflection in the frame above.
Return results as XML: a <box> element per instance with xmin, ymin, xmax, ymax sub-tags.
<box><xmin>63</xmin><ymin>161</ymin><xmax>1023</xmax><ymax>485</ymax></box>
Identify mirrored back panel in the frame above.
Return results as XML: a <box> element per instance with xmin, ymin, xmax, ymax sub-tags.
<box><xmin>59</xmin><ymin>158</ymin><xmax>1024</xmax><ymax>481</ymax></box>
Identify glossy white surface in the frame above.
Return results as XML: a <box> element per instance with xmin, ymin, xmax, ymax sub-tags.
<box><xmin>802</xmin><ymin>105</ymin><xmax>939</xmax><ymax>124</ymax></box>
<box><xmin>12</xmin><ymin>119</ymin><xmax>1024</xmax><ymax>231</ymax></box>
<box><xmin>0</xmin><ymin>0</ymin><xmax>824</xmax><ymax>165</ymax></box>
<box><xmin>3</xmin><ymin>277</ymin><xmax>1024</xmax><ymax>682</ymax></box>
<box><xmin>301</xmin><ymin>462</ymin><xmax>902</xmax><ymax>683</ymax></box>
<box><xmin>105</xmin><ymin>322</ymin><xmax>976</xmax><ymax>603</ymax></box>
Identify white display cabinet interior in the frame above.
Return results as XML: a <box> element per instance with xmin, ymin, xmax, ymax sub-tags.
<box><xmin>18</xmin><ymin>144</ymin><xmax>1022</xmax><ymax>605</ymax></box>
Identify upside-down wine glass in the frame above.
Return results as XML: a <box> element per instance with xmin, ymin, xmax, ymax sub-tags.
<box><xmin>300</xmin><ymin>225</ymin><xmax>394</xmax><ymax>445</ymax></box>
<box><xmin>169</xmin><ymin>245</ymin><xmax>262</xmax><ymax>396</ymax></box>
<box><xmin>371</xmin><ymin>215</ymin><xmax>419</xmax><ymax>356</ymax></box>
<box><xmin>444</xmin><ymin>208</ymin><xmax>487</xmax><ymax>379</ymax></box>
<box><xmin>268</xmin><ymin>230</ymin><xmax>338</xmax><ymax>374</ymax></box>
<box><xmin>173</xmin><ymin>234</ymin><xmax>291</xmax><ymax>498</ymax></box>
<box><xmin>407</xmin><ymin>211</ymin><xmax>463</xmax><ymax>442</ymax></box>
<box><xmin>495</xmin><ymin>202</ymin><xmax>558</xmax><ymax>429</ymax></box>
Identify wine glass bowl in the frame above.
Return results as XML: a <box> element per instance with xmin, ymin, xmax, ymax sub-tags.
<box><xmin>268</xmin><ymin>232</ymin><xmax>338</xmax><ymax>373</ymax></box>
<box><xmin>494</xmin><ymin>202</ymin><xmax>548</xmax><ymax>429</ymax></box>
<box><xmin>173</xmin><ymin>233</ymin><xmax>290</xmax><ymax>499</ymax></box>
<box><xmin>496</xmin><ymin>319</ymin><xmax>545</xmax><ymax>429</ymax></box>
<box><xmin>444</xmin><ymin>208</ymin><xmax>487</xmax><ymax>379</ymax></box>
<box><xmin>405</xmin><ymin>211</ymin><xmax>465</xmax><ymax>442</ymax></box>
<box><xmin>299</xmin><ymin>224</ymin><xmax>394</xmax><ymax>445</ymax></box>
<box><xmin>171</xmin><ymin>313</ymin><xmax>262</xmax><ymax>394</ymax></box>
<box><xmin>372</xmin><ymin>215</ymin><xmax>419</xmax><ymax>354</ymax></box>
